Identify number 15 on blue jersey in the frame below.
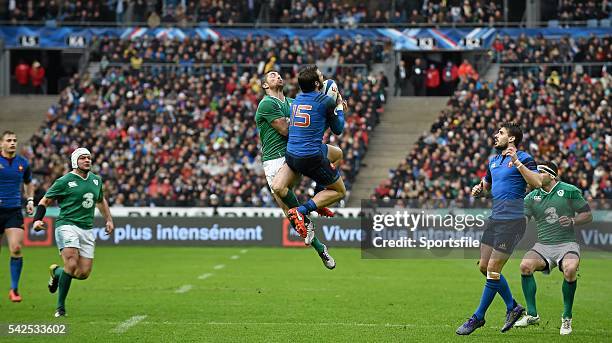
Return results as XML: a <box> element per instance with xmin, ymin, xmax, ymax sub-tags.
<box><xmin>290</xmin><ymin>104</ymin><xmax>312</xmax><ymax>128</ymax></box>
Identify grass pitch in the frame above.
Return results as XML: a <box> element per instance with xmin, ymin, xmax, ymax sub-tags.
<box><xmin>1</xmin><ymin>247</ymin><xmax>611</xmax><ymax>342</ymax></box>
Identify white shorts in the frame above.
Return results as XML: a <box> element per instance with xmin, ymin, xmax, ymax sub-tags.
<box><xmin>531</xmin><ymin>242</ymin><xmax>580</xmax><ymax>274</ymax></box>
<box><xmin>263</xmin><ymin>156</ymin><xmax>286</xmax><ymax>189</ymax></box>
<box><xmin>55</xmin><ymin>225</ymin><xmax>96</xmax><ymax>259</ymax></box>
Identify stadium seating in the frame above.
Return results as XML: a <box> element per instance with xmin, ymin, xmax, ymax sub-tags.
<box><xmin>374</xmin><ymin>68</ymin><xmax>611</xmax><ymax>202</ymax></box>
<box><xmin>493</xmin><ymin>34</ymin><xmax>611</xmax><ymax>63</ymax></box>
<box><xmin>26</xmin><ymin>58</ymin><xmax>388</xmax><ymax>207</ymax></box>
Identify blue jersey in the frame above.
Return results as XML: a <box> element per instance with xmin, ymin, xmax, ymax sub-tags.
<box><xmin>0</xmin><ymin>155</ymin><xmax>32</xmax><ymax>209</ymax></box>
<box><xmin>287</xmin><ymin>91</ymin><xmax>344</xmax><ymax>157</ymax></box>
<box><xmin>485</xmin><ymin>151</ymin><xmax>537</xmax><ymax>220</ymax></box>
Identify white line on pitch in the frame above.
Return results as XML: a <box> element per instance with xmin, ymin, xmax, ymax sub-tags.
<box><xmin>110</xmin><ymin>315</ymin><xmax>148</xmax><ymax>333</ymax></box>
<box><xmin>230</xmin><ymin>255</ymin><xmax>240</xmax><ymax>260</ymax></box>
<box><xmin>213</xmin><ymin>264</ymin><xmax>225</xmax><ymax>270</ymax></box>
<box><xmin>198</xmin><ymin>273</ymin><xmax>212</xmax><ymax>280</ymax></box>
<box><xmin>240</xmin><ymin>249</ymin><xmax>248</xmax><ymax>254</ymax></box>
<box><xmin>175</xmin><ymin>284</ymin><xmax>193</xmax><ymax>293</ymax></box>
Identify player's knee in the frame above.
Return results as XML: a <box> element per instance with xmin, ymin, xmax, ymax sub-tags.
<box><xmin>9</xmin><ymin>244</ymin><xmax>22</xmax><ymax>256</ymax></box>
<box><xmin>520</xmin><ymin>261</ymin><xmax>534</xmax><ymax>275</ymax></box>
<box><xmin>563</xmin><ymin>265</ymin><xmax>577</xmax><ymax>281</ymax></box>
<box><xmin>63</xmin><ymin>260</ymin><xmax>78</xmax><ymax>274</ymax></box>
<box><xmin>478</xmin><ymin>263</ymin><xmax>488</xmax><ymax>276</ymax></box>
<box><xmin>271</xmin><ymin>181</ymin><xmax>287</xmax><ymax>198</ymax></box>
<box><xmin>75</xmin><ymin>271</ymin><xmax>90</xmax><ymax>280</ymax></box>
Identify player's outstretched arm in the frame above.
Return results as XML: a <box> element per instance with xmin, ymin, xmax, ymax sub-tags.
<box><xmin>96</xmin><ymin>197</ymin><xmax>114</xmax><ymax>234</ymax></box>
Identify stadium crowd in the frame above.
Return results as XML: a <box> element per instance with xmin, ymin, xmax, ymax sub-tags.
<box><xmin>90</xmin><ymin>34</ymin><xmax>389</xmax><ymax>66</ymax></box>
<box><xmin>5</xmin><ymin>0</ymin><xmax>504</xmax><ymax>26</ymax></box>
<box><xmin>25</xmin><ymin>64</ymin><xmax>387</xmax><ymax>207</ymax></box>
<box><xmin>492</xmin><ymin>34</ymin><xmax>612</xmax><ymax>63</ymax></box>
<box><xmin>553</xmin><ymin>0</ymin><xmax>611</xmax><ymax>22</ymax></box>
<box><xmin>374</xmin><ymin>67</ymin><xmax>611</xmax><ymax>203</ymax></box>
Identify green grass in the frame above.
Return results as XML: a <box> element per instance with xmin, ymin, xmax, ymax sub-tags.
<box><xmin>1</xmin><ymin>247</ymin><xmax>611</xmax><ymax>342</ymax></box>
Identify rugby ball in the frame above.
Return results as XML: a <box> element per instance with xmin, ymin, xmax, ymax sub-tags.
<box><xmin>322</xmin><ymin>79</ymin><xmax>339</xmax><ymax>102</ymax></box>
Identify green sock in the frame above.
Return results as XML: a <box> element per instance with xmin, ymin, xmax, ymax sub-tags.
<box><xmin>281</xmin><ymin>189</ymin><xmax>300</xmax><ymax>208</ymax></box>
<box><xmin>521</xmin><ymin>274</ymin><xmax>538</xmax><ymax>316</ymax></box>
<box><xmin>562</xmin><ymin>279</ymin><xmax>577</xmax><ymax>318</ymax></box>
<box><xmin>311</xmin><ymin>237</ymin><xmax>325</xmax><ymax>254</ymax></box>
<box><xmin>57</xmin><ymin>270</ymin><xmax>73</xmax><ymax>310</ymax></box>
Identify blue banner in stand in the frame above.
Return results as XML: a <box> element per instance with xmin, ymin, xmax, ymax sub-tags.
<box><xmin>0</xmin><ymin>26</ymin><xmax>609</xmax><ymax>50</ymax></box>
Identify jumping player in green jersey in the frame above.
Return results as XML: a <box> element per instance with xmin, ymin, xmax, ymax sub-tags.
<box><xmin>255</xmin><ymin>70</ymin><xmax>338</xmax><ymax>269</ymax></box>
<box><xmin>32</xmin><ymin>148</ymin><xmax>114</xmax><ymax>318</ymax></box>
<box><xmin>515</xmin><ymin>161</ymin><xmax>592</xmax><ymax>335</ymax></box>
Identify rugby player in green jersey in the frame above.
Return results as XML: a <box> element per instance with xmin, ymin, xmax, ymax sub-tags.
<box><xmin>255</xmin><ymin>70</ymin><xmax>338</xmax><ymax>269</ymax></box>
<box><xmin>515</xmin><ymin>161</ymin><xmax>593</xmax><ymax>335</ymax></box>
<box><xmin>33</xmin><ymin>148</ymin><xmax>114</xmax><ymax>317</ymax></box>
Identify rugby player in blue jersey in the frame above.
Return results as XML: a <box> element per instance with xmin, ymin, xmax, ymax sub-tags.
<box><xmin>0</xmin><ymin>131</ymin><xmax>35</xmax><ymax>302</ymax></box>
<box><xmin>276</xmin><ymin>65</ymin><xmax>347</xmax><ymax>238</ymax></box>
<box><xmin>456</xmin><ymin>122</ymin><xmax>544</xmax><ymax>335</ymax></box>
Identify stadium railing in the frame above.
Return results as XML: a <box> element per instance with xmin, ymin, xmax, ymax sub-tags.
<box><xmin>1</xmin><ymin>19</ymin><xmax>610</xmax><ymax>29</ymax></box>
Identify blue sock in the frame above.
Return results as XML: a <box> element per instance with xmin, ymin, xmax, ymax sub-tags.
<box><xmin>10</xmin><ymin>257</ymin><xmax>23</xmax><ymax>291</ymax></box>
<box><xmin>498</xmin><ymin>274</ymin><xmax>516</xmax><ymax>311</ymax></box>
<box><xmin>297</xmin><ymin>199</ymin><xmax>318</xmax><ymax>215</ymax></box>
<box><xmin>474</xmin><ymin>279</ymin><xmax>500</xmax><ymax>320</ymax></box>
<box><xmin>314</xmin><ymin>183</ymin><xmax>325</xmax><ymax>194</ymax></box>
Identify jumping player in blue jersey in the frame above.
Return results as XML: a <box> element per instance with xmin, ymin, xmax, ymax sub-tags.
<box><xmin>456</xmin><ymin>122</ymin><xmax>544</xmax><ymax>335</ymax></box>
<box><xmin>278</xmin><ymin>65</ymin><xmax>347</xmax><ymax>236</ymax></box>
<box><xmin>0</xmin><ymin>131</ymin><xmax>35</xmax><ymax>302</ymax></box>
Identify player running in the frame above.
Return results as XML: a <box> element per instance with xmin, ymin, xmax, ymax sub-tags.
<box><xmin>278</xmin><ymin>65</ymin><xmax>347</xmax><ymax>238</ymax></box>
<box><xmin>32</xmin><ymin>148</ymin><xmax>114</xmax><ymax>317</ymax></box>
<box><xmin>0</xmin><ymin>131</ymin><xmax>34</xmax><ymax>302</ymax></box>
<box><xmin>457</xmin><ymin>122</ymin><xmax>543</xmax><ymax>335</ymax></box>
<box><xmin>255</xmin><ymin>70</ymin><xmax>337</xmax><ymax>269</ymax></box>
<box><xmin>515</xmin><ymin>161</ymin><xmax>592</xmax><ymax>335</ymax></box>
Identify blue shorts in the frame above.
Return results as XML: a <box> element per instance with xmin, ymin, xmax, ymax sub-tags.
<box><xmin>480</xmin><ymin>218</ymin><xmax>526</xmax><ymax>254</ymax></box>
<box><xmin>286</xmin><ymin>145</ymin><xmax>340</xmax><ymax>187</ymax></box>
<box><xmin>0</xmin><ymin>207</ymin><xmax>24</xmax><ymax>233</ymax></box>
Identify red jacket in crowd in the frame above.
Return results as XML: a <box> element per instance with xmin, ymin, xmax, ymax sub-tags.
<box><xmin>426</xmin><ymin>67</ymin><xmax>440</xmax><ymax>89</ymax></box>
<box><xmin>442</xmin><ymin>64</ymin><xmax>458</xmax><ymax>83</ymax></box>
<box><xmin>30</xmin><ymin>64</ymin><xmax>45</xmax><ymax>87</ymax></box>
<box><xmin>15</xmin><ymin>63</ymin><xmax>30</xmax><ymax>85</ymax></box>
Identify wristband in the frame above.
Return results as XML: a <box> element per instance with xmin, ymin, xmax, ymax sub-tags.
<box><xmin>33</xmin><ymin>205</ymin><xmax>47</xmax><ymax>221</ymax></box>
<box><xmin>27</xmin><ymin>197</ymin><xmax>34</xmax><ymax>202</ymax></box>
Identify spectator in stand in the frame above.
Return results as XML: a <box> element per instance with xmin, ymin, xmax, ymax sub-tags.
<box><xmin>395</xmin><ymin>60</ymin><xmax>409</xmax><ymax>96</ymax></box>
<box><xmin>411</xmin><ymin>58</ymin><xmax>426</xmax><ymax>96</ymax></box>
<box><xmin>14</xmin><ymin>60</ymin><xmax>30</xmax><ymax>94</ymax></box>
<box><xmin>441</xmin><ymin>61</ymin><xmax>459</xmax><ymax>95</ymax></box>
<box><xmin>29</xmin><ymin>61</ymin><xmax>45</xmax><ymax>94</ymax></box>
<box><xmin>425</xmin><ymin>64</ymin><xmax>440</xmax><ymax>96</ymax></box>
<box><xmin>457</xmin><ymin>59</ymin><xmax>478</xmax><ymax>82</ymax></box>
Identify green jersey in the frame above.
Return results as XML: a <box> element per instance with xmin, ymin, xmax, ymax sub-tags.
<box><xmin>524</xmin><ymin>181</ymin><xmax>589</xmax><ymax>244</ymax></box>
<box><xmin>255</xmin><ymin>95</ymin><xmax>293</xmax><ymax>162</ymax></box>
<box><xmin>45</xmin><ymin>172</ymin><xmax>104</xmax><ymax>230</ymax></box>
